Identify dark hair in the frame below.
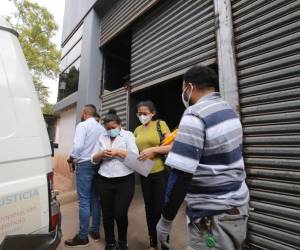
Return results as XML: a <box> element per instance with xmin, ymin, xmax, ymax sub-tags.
<box><xmin>84</xmin><ymin>104</ymin><xmax>97</xmax><ymax>116</ymax></box>
<box><xmin>136</xmin><ymin>100</ymin><xmax>157</xmax><ymax>113</ymax></box>
<box><xmin>183</xmin><ymin>65</ymin><xmax>218</xmax><ymax>89</ymax></box>
<box><xmin>102</xmin><ymin>108</ymin><xmax>122</xmax><ymax>125</ymax></box>
<box><xmin>94</xmin><ymin>112</ymin><xmax>100</xmax><ymax>119</ymax></box>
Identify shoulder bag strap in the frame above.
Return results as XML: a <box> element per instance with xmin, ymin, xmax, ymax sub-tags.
<box><xmin>156</xmin><ymin>120</ymin><xmax>164</xmax><ymax>144</ymax></box>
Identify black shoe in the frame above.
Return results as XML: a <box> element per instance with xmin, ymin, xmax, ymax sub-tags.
<box><xmin>117</xmin><ymin>241</ymin><xmax>129</xmax><ymax>250</ymax></box>
<box><xmin>89</xmin><ymin>231</ymin><xmax>100</xmax><ymax>242</ymax></box>
<box><xmin>64</xmin><ymin>234</ymin><xmax>89</xmax><ymax>247</ymax></box>
<box><xmin>150</xmin><ymin>236</ymin><xmax>158</xmax><ymax>248</ymax></box>
<box><xmin>105</xmin><ymin>243</ymin><xmax>117</xmax><ymax>250</ymax></box>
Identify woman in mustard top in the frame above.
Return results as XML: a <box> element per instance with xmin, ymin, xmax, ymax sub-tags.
<box><xmin>134</xmin><ymin>100</ymin><xmax>172</xmax><ymax>250</ymax></box>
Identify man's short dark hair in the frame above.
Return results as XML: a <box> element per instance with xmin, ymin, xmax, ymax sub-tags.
<box><xmin>85</xmin><ymin>104</ymin><xmax>96</xmax><ymax>111</ymax></box>
<box><xmin>183</xmin><ymin>65</ymin><xmax>218</xmax><ymax>89</ymax></box>
<box><xmin>94</xmin><ymin>112</ymin><xmax>100</xmax><ymax>119</ymax></box>
<box><xmin>84</xmin><ymin>104</ymin><xmax>96</xmax><ymax>116</ymax></box>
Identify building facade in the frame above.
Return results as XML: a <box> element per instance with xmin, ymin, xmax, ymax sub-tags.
<box><xmin>54</xmin><ymin>0</ymin><xmax>300</xmax><ymax>249</ymax></box>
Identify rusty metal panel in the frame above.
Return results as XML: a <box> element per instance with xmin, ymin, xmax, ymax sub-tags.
<box><xmin>100</xmin><ymin>88</ymin><xmax>129</xmax><ymax>129</ymax></box>
<box><xmin>130</xmin><ymin>0</ymin><xmax>216</xmax><ymax>90</ymax></box>
<box><xmin>232</xmin><ymin>0</ymin><xmax>300</xmax><ymax>249</ymax></box>
<box><xmin>100</xmin><ymin>0</ymin><xmax>159</xmax><ymax>46</ymax></box>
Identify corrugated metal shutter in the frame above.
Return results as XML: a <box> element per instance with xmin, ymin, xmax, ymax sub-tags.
<box><xmin>130</xmin><ymin>0</ymin><xmax>216</xmax><ymax>91</ymax></box>
<box><xmin>232</xmin><ymin>0</ymin><xmax>300</xmax><ymax>249</ymax></box>
<box><xmin>100</xmin><ymin>0</ymin><xmax>159</xmax><ymax>46</ymax></box>
<box><xmin>100</xmin><ymin>88</ymin><xmax>129</xmax><ymax>129</ymax></box>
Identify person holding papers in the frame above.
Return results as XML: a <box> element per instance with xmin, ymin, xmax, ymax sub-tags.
<box><xmin>91</xmin><ymin>109</ymin><xmax>138</xmax><ymax>250</ymax></box>
<box><xmin>134</xmin><ymin>101</ymin><xmax>171</xmax><ymax>250</ymax></box>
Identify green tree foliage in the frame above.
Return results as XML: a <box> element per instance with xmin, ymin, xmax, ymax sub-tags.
<box><xmin>7</xmin><ymin>0</ymin><xmax>61</xmax><ymax>108</ymax></box>
<box><xmin>42</xmin><ymin>103</ymin><xmax>54</xmax><ymax>115</ymax></box>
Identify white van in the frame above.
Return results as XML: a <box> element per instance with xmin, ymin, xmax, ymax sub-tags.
<box><xmin>0</xmin><ymin>18</ymin><xmax>61</xmax><ymax>250</ymax></box>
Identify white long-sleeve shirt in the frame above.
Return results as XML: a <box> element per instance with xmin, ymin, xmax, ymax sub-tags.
<box><xmin>91</xmin><ymin>129</ymin><xmax>139</xmax><ymax>178</ymax></box>
<box><xmin>70</xmin><ymin>117</ymin><xmax>105</xmax><ymax>163</ymax></box>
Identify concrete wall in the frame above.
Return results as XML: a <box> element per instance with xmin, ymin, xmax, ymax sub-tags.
<box><xmin>61</xmin><ymin>0</ymin><xmax>98</xmax><ymax>44</ymax></box>
<box><xmin>53</xmin><ymin>106</ymin><xmax>77</xmax><ymax>193</ymax></box>
<box><xmin>76</xmin><ymin>10</ymin><xmax>102</xmax><ymax>122</ymax></box>
<box><xmin>56</xmin><ymin>107</ymin><xmax>77</xmax><ymax>152</ymax></box>
<box><xmin>55</xmin><ymin>2</ymin><xmax>103</xmax><ymax>191</ymax></box>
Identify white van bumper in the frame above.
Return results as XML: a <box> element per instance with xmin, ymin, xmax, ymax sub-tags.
<box><xmin>0</xmin><ymin>213</ymin><xmax>62</xmax><ymax>250</ymax></box>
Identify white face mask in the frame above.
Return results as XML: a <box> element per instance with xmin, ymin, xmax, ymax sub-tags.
<box><xmin>138</xmin><ymin>115</ymin><xmax>152</xmax><ymax>125</ymax></box>
<box><xmin>182</xmin><ymin>84</ymin><xmax>193</xmax><ymax>108</ymax></box>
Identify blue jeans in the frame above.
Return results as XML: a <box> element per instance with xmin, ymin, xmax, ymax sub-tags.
<box><xmin>90</xmin><ymin>176</ymin><xmax>101</xmax><ymax>233</ymax></box>
<box><xmin>76</xmin><ymin>161</ymin><xmax>100</xmax><ymax>239</ymax></box>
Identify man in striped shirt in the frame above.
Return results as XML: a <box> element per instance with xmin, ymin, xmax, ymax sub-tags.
<box><xmin>157</xmin><ymin>65</ymin><xmax>249</xmax><ymax>250</ymax></box>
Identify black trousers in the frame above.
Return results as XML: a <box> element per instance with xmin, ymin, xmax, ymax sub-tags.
<box><xmin>140</xmin><ymin>171</ymin><xmax>168</xmax><ymax>247</ymax></box>
<box><xmin>97</xmin><ymin>174</ymin><xmax>135</xmax><ymax>244</ymax></box>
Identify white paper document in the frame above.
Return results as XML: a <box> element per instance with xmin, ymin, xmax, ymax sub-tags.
<box><xmin>123</xmin><ymin>151</ymin><xmax>154</xmax><ymax>177</ymax></box>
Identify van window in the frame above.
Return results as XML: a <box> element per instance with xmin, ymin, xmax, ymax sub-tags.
<box><xmin>0</xmin><ymin>58</ymin><xmax>16</xmax><ymax>139</ymax></box>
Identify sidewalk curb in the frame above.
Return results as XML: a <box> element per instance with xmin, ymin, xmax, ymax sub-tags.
<box><xmin>57</xmin><ymin>190</ymin><xmax>77</xmax><ymax>205</ymax></box>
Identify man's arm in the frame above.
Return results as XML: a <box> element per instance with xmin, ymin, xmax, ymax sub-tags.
<box><xmin>164</xmin><ymin>114</ymin><xmax>205</xmax><ymax>217</ymax></box>
<box><xmin>157</xmin><ymin>114</ymin><xmax>204</xmax><ymax>248</ymax></box>
<box><xmin>163</xmin><ymin>169</ymin><xmax>193</xmax><ymax>220</ymax></box>
<box><xmin>69</xmin><ymin>123</ymin><xmax>86</xmax><ymax>161</ymax></box>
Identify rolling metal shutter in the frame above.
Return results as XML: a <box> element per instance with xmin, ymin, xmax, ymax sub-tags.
<box><xmin>100</xmin><ymin>88</ymin><xmax>129</xmax><ymax>129</ymax></box>
<box><xmin>100</xmin><ymin>0</ymin><xmax>159</xmax><ymax>47</ymax></box>
<box><xmin>232</xmin><ymin>0</ymin><xmax>300</xmax><ymax>249</ymax></box>
<box><xmin>130</xmin><ymin>0</ymin><xmax>216</xmax><ymax>91</ymax></box>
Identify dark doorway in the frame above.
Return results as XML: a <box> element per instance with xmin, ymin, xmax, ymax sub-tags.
<box><xmin>129</xmin><ymin>64</ymin><xmax>219</xmax><ymax>132</ymax></box>
<box><xmin>129</xmin><ymin>76</ymin><xmax>185</xmax><ymax>132</ymax></box>
<box><xmin>102</xmin><ymin>29</ymin><xmax>131</xmax><ymax>92</ymax></box>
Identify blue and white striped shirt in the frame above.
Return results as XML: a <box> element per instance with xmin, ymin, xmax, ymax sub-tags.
<box><xmin>165</xmin><ymin>92</ymin><xmax>249</xmax><ymax>220</ymax></box>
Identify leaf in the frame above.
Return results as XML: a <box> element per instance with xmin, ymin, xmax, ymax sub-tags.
<box><xmin>7</xmin><ymin>0</ymin><xmax>61</xmax><ymax>106</ymax></box>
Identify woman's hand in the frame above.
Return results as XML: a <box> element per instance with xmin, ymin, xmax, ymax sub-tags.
<box><xmin>112</xmin><ymin>149</ymin><xmax>128</xmax><ymax>159</ymax></box>
<box><xmin>109</xmin><ymin>149</ymin><xmax>119</xmax><ymax>157</ymax></box>
<box><xmin>138</xmin><ymin>148</ymin><xmax>157</xmax><ymax>161</ymax></box>
<box><xmin>102</xmin><ymin>149</ymin><xmax>113</xmax><ymax>159</ymax></box>
<box><xmin>92</xmin><ymin>150</ymin><xmax>111</xmax><ymax>163</ymax></box>
<box><xmin>103</xmin><ymin>149</ymin><xmax>128</xmax><ymax>159</ymax></box>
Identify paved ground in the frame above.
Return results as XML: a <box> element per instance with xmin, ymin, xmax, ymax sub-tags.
<box><xmin>58</xmin><ymin>185</ymin><xmax>187</xmax><ymax>250</ymax></box>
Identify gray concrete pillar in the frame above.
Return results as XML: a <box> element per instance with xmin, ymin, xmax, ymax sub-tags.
<box><xmin>214</xmin><ymin>0</ymin><xmax>240</xmax><ymax>115</ymax></box>
<box><xmin>76</xmin><ymin>9</ymin><xmax>102</xmax><ymax>122</ymax></box>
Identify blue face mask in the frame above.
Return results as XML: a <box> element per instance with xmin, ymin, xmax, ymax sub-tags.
<box><xmin>107</xmin><ymin>128</ymin><xmax>120</xmax><ymax>138</ymax></box>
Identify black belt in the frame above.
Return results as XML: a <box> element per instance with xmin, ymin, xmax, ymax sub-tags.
<box><xmin>194</xmin><ymin>207</ymin><xmax>240</xmax><ymax>230</ymax></box>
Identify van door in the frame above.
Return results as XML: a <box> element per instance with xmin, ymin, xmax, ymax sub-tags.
<box><xmin>0</xmin><ymin>21</ymin><xmax>52</xmax><ymax>243</ymax></box>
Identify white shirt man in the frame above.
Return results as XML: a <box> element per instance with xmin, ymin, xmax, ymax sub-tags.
<box><xmin>70</xmin><ymin>116</ymin><xmax>105</xmax><ymax>163</ymax></box>
<box><xmin>65</xmin><ymin>104</ymin><xmax>105</xmax><ymax>247</ymax></box>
